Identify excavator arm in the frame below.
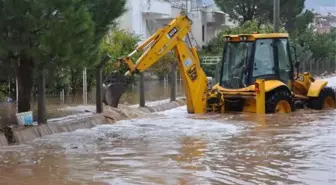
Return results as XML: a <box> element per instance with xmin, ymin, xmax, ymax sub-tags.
<box><xmin>111</xmin><ymin>14</ymin><xmax>209</xmax><ymax>114</ymax></box>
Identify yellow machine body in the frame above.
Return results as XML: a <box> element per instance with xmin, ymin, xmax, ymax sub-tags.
<box><xmin>109</xmin><ymin>14</ymin><xmax>335</xmax><ymax>114</ymax></box>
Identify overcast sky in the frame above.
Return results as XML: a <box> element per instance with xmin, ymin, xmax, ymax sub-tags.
<box><xmin>306</xmin><ymin>0</ymin><xmax>336</xmax><ymax>15</ymax></box>
<box><xmin>202</xmin><ymin>0</ymin><xmax>336</xmax><ymax>15</ymax></box>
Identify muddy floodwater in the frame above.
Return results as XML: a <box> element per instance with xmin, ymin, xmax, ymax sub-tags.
<box><xmin>0</xmin><ymin>106</ymin><xmax>335</xmax><ymax>185</ymax></box>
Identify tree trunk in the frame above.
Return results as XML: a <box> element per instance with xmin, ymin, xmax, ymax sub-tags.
<box><xmin>17</xmin><ymin>57</ymin><xmax>34</xmax><ymax>113</ymax></box>
<box><xmin>37</xmin><ymin>68</ymin><xmax>47</xmax><ymax>124</ymax></box>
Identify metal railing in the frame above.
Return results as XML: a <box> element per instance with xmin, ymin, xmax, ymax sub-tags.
<box><xmin>200</xmin><ymin>56</ymin><xmax>221</xmax><ymax>65</ymax></box>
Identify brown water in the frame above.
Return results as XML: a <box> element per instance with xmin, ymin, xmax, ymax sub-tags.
<box><xmin>0</xmin><ymin>106</ymin><xmax>336</xmax><ymax>185</ymax></box>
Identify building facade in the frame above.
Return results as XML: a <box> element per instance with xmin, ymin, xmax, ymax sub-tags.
<box><xmin>116</xmin><ymin>0</ymin><xmax>237</xmax><ymax>47</ymax></box>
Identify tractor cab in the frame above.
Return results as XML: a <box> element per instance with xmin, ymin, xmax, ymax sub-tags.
<box><xmin>219</xmin><ymin>33</ymin><xmax>294</xmax><ymax>90</ymax></box>
<box><xmin>207</xmin><ymin>32</ymin><xmax>335</xmax><ymax>114</ymax></box>
<box><xmin>207</xmin><ymin>33</ymin><xmax>300</xmax><ymax>113</ymax></box>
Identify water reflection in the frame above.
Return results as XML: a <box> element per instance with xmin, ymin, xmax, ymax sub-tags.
<box><xmin>173</xmin><ymin>137</ymin><xmax>208</xmax><ymax>185</ymax></box>
<box><xmin>0</xmin><ymin>146</ymin><xmax>106</xmax><ymax>185</ymax></box>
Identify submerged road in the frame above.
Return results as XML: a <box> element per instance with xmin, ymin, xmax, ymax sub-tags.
<box><xmin>0</xmin><ymin>106</ymin><xmax>335</xmax><ymax>185</ymax></box>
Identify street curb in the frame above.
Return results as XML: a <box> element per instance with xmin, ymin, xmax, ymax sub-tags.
<box><xmin>1</xmin><ymin>98</ymin><xmax>186</xmax><ymax>146</ymax></box>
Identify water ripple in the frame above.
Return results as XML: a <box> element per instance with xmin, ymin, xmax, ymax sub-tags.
<box><xmin>0</xmin><ymin>107</ymin><xmax>335</xmax><ymax>185</ymax></box>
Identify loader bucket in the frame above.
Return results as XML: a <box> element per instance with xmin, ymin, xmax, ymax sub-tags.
<box><xmin>103</xmin><ymin>72</ymin><xmax>129</xmax><ymax>108</ymax></box>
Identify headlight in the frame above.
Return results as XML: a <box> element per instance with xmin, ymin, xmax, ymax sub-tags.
<box><xmin>240</xmin><ymin>36</ymin><xmax>248</xmax><ymax>41</ymax></box>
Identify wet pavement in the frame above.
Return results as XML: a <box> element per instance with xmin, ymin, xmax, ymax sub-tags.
<box><xmin>0</xmin><ymin>106</ymin><xmax>335</xmax><ymax>185</ymax></box>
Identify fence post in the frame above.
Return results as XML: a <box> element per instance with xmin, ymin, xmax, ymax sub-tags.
<box><xmin>96</xmin><ymin>54</ymin><xmax>111</xmax><ymax>113</ymax></box>
<box><xmin>139</xmin><ymin>73</ymin><xmax>145</xmax><ymax>107</ymax></box>
<box><xmin>171</xmin><ymin>64</ymin><xmax>177</xmax><ymax>101</ymax></box>
<box><xmin>179</xmin><ymin>71</ymin><xmax>182</xmax><ymax>92</ymax></box>
<box><xmin>83</xmin><ymin>67</ymin><xmax>87</xmax><ymax>105</ymax></box>
<box><xmin>15</xmin><ymin>76</ymin><xmax>18</xmax><ymax>112</ymax></box>
<box><xmin>60</xmin><ymin>89</ymin><xmax>65</xmax><ymax>105</ymax></box>
<box><xmin>164</xmin><ymin>73</ymin><xmax>168</xmax><ymax>90</ymax></box>
<box><xmin>132</xmin><ymin>83</ymin><xmax>135</xmax><ymax>93</ymax></box>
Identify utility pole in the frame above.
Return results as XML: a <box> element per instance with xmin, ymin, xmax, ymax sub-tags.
<box><xmin>185</xmin><ymin>0</ymin><xmax>188</xmax><ymax>15</ymax></box>
<box><xmin>273</xmin><ymin>0</ymin><xmax>280</xmax><ymax>32</ymax></box>
<box><xmin>139</xmin><ymin>73</ymin><xmax>145</xmax><ymax>107</ymax></box>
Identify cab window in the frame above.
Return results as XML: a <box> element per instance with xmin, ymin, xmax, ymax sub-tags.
<box><xmin>276</xmin><ymin>38</ymin><xmax>292</xmax><ymax>83</ymax></box>
<box><xmin>252</xmin><ymin>39</ymin><xmax>276</xmax><ymax>78</ymax></box>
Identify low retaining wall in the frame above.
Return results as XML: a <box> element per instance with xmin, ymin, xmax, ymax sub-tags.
<box><xmin>1</xmin><ymin>98</ymin><xmax>186</xmax><ymax>146</ymax></box>
<box><xmin>136</xmin><ymin>99</ymin><xmax>186</xmax><ymax>113</ymax></box>
<box><xmin>11</xmin><ymin>114</ymin><xmax>110</xmax><ymax>145</ymax></box>
<box><xmin>0</xmin><ymin>133</ymin><xmax>7</xmax><ymax>146</ymax></box>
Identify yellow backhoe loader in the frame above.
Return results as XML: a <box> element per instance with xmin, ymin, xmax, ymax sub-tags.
<box><xmin>104</xmin><ymin>13</ymin><xmax>336</xmax><ymax>114</ymax></box>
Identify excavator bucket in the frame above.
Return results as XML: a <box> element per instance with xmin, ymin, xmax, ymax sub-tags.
<box><xmin>102</xmin><ymin>72</ymin><xmax>129</xmax><ymax>108</ymax></box>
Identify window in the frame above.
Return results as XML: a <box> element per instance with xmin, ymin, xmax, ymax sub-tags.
<box><xmin>276</xmin><ymin>38</ymin><xmax>292</xmax><ymax>83</ymax></box>
<box><xmin>252</xmin><ymin>39</ymin><xmax>276</xmax><ymax>78</ymax></box>
<box><xmin>220</xmin><ymin>42</ymin><xmax>253</xmax><ymax>88</ymax></box>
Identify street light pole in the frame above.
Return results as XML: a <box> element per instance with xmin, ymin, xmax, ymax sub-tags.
<box><xmin>185</xmin><ymin>0</ymin><xmax>188</xmax><ymax>15</ymax></box>
<box><xmin>273</xmin><ymin>0</ymin><xmax>280</xmax><ymax>32</ymax></box>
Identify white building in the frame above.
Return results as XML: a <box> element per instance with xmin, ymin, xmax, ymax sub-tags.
<box><xmin>116</xmin><ymin>0</ymin><xmax>237</xmax><ymax>47</ymax></box>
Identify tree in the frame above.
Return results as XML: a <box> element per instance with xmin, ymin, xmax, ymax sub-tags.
<box><xmin>101</xmin><ymin>28</ymin><xmax>141</xmax><ymax>75</ymax></box>
<box><xmin>100</xmin><ymin>28</ymin><xmax>177</xmax><ymax>81</ymax></box>
<box><xmin>213</xmin><ymin>0</ymin><xmax>306</xmax><ymax>32</ymax></box>
<box><xmin>150</xmin><ymin>52</ymin><xmax>177</xmax><ymax>80</ymax></box>
<box><xmin>203</xmin><ymin>20</ymin><xmax>286</xmax><ymax>55</ymax></box>
<box><xmin>0</xmin><ymin>0</ymin><xmax>94</xmax><ymax>112</ymax></box>
<box><xmin>291</xmin><ymin>10</ymin><xmax>314</xmax><ymax>36</ymax></box>
<box><xmin>0</xmin><ymin>0</ymin><xmax>126</xmax><ymax>113</ymax></box>
<box><xmin>213</xmin><ymin>0</ymin><xmax>266</xmax><ymax>24</ymax></box>
<box><xmin>85</xmin><ymin>0</ymin><xmax>127</xmax><ymax>68</ymax></box>
<box><xmin>262</xmin><ymin>0</ymin><xmax>305</xmax><ymax>32</ymax></box>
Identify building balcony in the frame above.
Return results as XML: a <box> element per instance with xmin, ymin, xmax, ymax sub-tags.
<box><xmin>141</xmin><ymin>0</ymin><xmax>171</xmax><ymax>17</ymax></box>
<box><xmin>206</xmin><ymin>11</ymin><xmax>225</xmax><ymax>24</ymax></box>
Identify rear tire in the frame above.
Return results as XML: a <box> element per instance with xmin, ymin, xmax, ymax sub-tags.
<box><xmin>307</xmin><ymin>87</ymin><xmax>336</xmax><ymax>110</ymax></box>
<box><xmin>266</xmin><ymin>90</ymin><xmax>294</xmax><ymax>114</ymax></box>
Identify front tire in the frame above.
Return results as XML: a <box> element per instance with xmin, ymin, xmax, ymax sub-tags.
<box><xmin>266</xmin><ymin>90</ymin><xmax>294</xmax><ymax>114</ymax></box>
<box><xmin>307</xmin><ymin>87</ymin><xmax>336</xmax><ymax>110</ymax></box>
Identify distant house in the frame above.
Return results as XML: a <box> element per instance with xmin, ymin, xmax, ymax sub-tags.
<box><xmin>313</xmin><ymin>13</ymin><xmax>336</xmax><ymax>34</ymax></box>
